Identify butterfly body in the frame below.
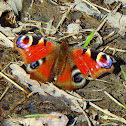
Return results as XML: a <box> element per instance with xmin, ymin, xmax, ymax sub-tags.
<box><xmin>14</xmin><ymin>35</ymin><xmax>115</xmax><ymax>90</ymax></box>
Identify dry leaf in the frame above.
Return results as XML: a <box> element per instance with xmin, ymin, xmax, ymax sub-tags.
<box><xmin>0</xmin><ymin>2</ymin><xmax>12</xmax><ymax>17</ymax></box>
<box><xmin>107</xmin><ymin>12</ymin><xmax>126</xmax><ymax>36</ymax></box>
<box><xmin>67</xmin><ymin>20</ymin><xmax>82</xmax><ymax>34</ymax></box>
<box><xmin>40</xmin><ymin>112</ymin><xmax>68</xmax><ymax>126</ymax></box>
<box><xmin>10</xmin><ymin>64</ymin><xmax>87</xmax><ymax>113</ymax></box>
<box><xmin>4</xmin><ymin>112</ymin><xmax>68</xmax><ymax>126</ymax></box>
<box><xmin>7</xmin><ymin>0</ymin><xmax>23</xmax><ymax>15</ymax></box>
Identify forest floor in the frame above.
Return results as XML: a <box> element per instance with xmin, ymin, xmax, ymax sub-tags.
<box><xmin>0</xmin><ymin>0</ymin><xmax>126</xmax><ymax>125</ymax></box>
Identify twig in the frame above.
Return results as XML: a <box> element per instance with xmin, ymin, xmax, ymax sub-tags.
<box><xmin>96</xmin><ymin>15</ymin><xmax>108</xmax><ymax>32</ymax></box>
<box><xmin>89</xmin><ymin>102</ymin><xmax>126</xmax><ymax>124</ymax></box>
<box><xmin>0</xmin><ymin>72</ymin><xmax>27</xmax><ymax>94</ymax></box>
<box><xmin>103</xmin><ymin>46</ymin><xmax>126</xmax><ymax>53</ymax></box>
<box><xmin>103</xmin><ymin>31</ymin><xmax>115</xmax><ymax>40</ymax></box>
<box><xmin>9</xmin><ymin>92</ymin><xmax>34</xmax><ymax>111</ymax></box>
<box><xmin>123</xmin><ymin>81</ymin><xmax>126</xmax><ymax>89</ymax></box>
<box><xmin>56</xmin><ymin>3</ymin><xmax>76</xmax><ymax>30</ymax></box>
<box><xmin>80</xmin><ymin>107</ymin><xmax>91</xmax><ymax>126</ymax></box>
<box><xmin>0</xmin><ymin>32</ymin><xmax>13</xmax><ymax>48</ymax></box>
<box><xmin>95</xmin><ymin>2</ymin><xmax>122</xmax><ymax>33</ymax></box>
<box><xmin>108</xmin><ymin>47</ymin><xmax>126</xmax><ymax>53</ymax></box>
<box><xmin>88</xmin><ymin>77</ymin><xmax>118</xmax><ymax>85</ymax></box>
<box><xmin>91</xmin><ymin>2</ymin><xmax>111</xmax><ymax>13</ymax></box>
<box><xmin>104</xmin><ymin>91</ymin><xmax>126</xmax><ymax>109</ymax></box>
<box><xmin>82</xmin><ymin>0</ymin><xmax>101</xmax><ymax>14</ymax></box>
<box><xmin>0</xmin><ymin>83</ymin><xmax>12</xmax><ymax>100</ymax></box>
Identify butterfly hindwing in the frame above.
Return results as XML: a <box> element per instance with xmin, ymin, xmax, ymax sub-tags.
<box><xmin>55</xmin><ymin>58</ymin><xmax>86</xmax><ymax>90</ymax></box>
<box><xmin>27</xmin><ymin>54</ymin><xmax>57</xmax><ymax>83</ymax></box>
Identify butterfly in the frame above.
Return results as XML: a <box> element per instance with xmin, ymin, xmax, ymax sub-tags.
<box><xmin>14</xmin><ymin>35</ymin><xmax>115</xmax><ymax>90</ymax></box>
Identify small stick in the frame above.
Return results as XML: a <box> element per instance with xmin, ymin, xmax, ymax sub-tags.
<box><xmin>112</xmin><ymin>48</ymin><xmax>116</xmax><ymax>55</ymax></box>
<box><xmin>0</xmin><ymin>72</ymin><xmax>27</xmax><ymax>94</ymax></box>
<box><xmin>78</xmin><ymin>102</ymin><xmax>91</xmax><ymax>126</ymax></box>
<box><xmin>56</xmin><ymin>3</ymin><xmax>76</xmax><ymax>30</ymax></box>
<box><xmin>103</xmin><ymin>46</ymin><xmax>126</xmax><ymax>53</ymax></box>
<box><xmin>103</xmin><ymin>31</ymin><xmax>115</xmax><ymax>40</ymax></box>
<box><xmin>0</xmin><ymin>32</ymin><xmax>13</xmax><ymax>48</ymax></box>
<box><xmin>102</xmin><ymin>46</ymin><xmax>109</xmax><ymax>52</ymax></box>
<box><xmin>82</xmin><ymin>0</ymin><xmax>101</xmax><ymax>14</ymax></box>
<box><xmin>9</xmin><ymin>92</ymin><xmax>34</xmax><ymax>111</ymax></box>
<box><xmin>0</xmin><ymin>83</ymin><xmax>12</xmax><ymax>100</ymax></box>
<box><xmin>91</xmin><ymin>2</ymin><xmax>111</xmax><ymax>13</ymax></box>
<box><xmin>104</xmin><ymin>91</ymin><xmax>126</xmax><ymax>109</ymax></box>
<box><xmin>108</xmin><ymin>47</ymin><xmax>126</xmax><ymax>53</ymax></box>
<box><xmin>89</xmin><ymin>102</ymin><xmax>126</xmax><ymax>124</ymax></box>
<box><xmin>96</xmin><ymin>15</ymin><xmax>108</xmax><ymax>32</ymax></box>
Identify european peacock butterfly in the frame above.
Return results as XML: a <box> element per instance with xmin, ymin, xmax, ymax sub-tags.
<box><xmin>14</xmin><ymin>35</ymin><xmax>116</xmax><ymax>90</ymax></box>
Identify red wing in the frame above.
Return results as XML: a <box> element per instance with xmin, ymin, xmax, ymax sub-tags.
<box><xmin>27</xmin><ymin>55</ymin><xmax>56</xmax><ymax>83</ymax></box>
<box><xmin>14</xmin><ymin>35</ymin><xmax>59</xmax><ymax>82</ymax></box>
<box><xmin>55</xmin><ymin>59</ymin><xmax>86</xmax><ymax>90</ymax></box>
<box><xmin>14</xmin><ymin>36</ymin><xmax>56</xmax><ymax>63</ymax></box>
<box><xmin>71</xmin><ymin>49</ymin><xmax>115</xmax><ymax>79</ymax></box>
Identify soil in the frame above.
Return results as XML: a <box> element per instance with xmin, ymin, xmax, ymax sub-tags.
<box><xmin>0</xmin><ymin>0</ymin><xmax>126</xmax><ymax>125</ymax></box>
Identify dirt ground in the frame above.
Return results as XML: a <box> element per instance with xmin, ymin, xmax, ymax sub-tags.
<box><xmin>0</xmin><ymin>0</ymin><xmax>126</xmax><ymax>125</ymax></box>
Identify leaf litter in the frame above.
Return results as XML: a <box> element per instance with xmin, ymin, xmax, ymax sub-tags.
<box><xmin>0</xmin><ymin>0</ymin><xmax>126</xmax><ymax>125</ymax></box>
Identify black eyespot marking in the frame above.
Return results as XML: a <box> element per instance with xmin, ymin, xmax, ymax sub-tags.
<box><xmin>27</xmin><ymin>59</ymin><xmax>44</xmax><ymax>72</ymax></box>
<box><xmin>71</xmin><ymin>68</ymin><xmax>86</xmax><ymax>88</ymax></box>
<box><xmin>96</xmin><ymin>52</ymin><xmax>113</xmax><ymax>69</ymax></box>
<box><xmin>23</xmin><ymin>36</ymin><xmax>29</xmax><ymax>42</ymax></box>
<box><xmin>42</xmin><ymin>57</ymin><xmax>46</xmax><ymax>63</ymax></box>
<box><xmin>72</xmin><ymin>73</ymin><xmax>83</xmax><ymax>83</ymax></box>
<box><xmin>71</xmin><ymin>65</ymin><xmax>77</xmax><ymax>71</ymax></box>
<box><xmin>32</xmin><ymin>36</ymin><xmax>42</xmax><ymax>45</ymax></box>
<box><xmin>16</xmin><ymin>36</ymin><xmax>32</xmax><ymax>49</ymax></box>
<box><xmin>30</xmin><ymin>61</ymin><xmax>40</xmax><ymax>69</ymax></box>
<box><xmin>101</xmin><ymin>54</ymin><xmax>107</xmax><ymax>60</ymax></box>
<box><xmin>82</xmin><ymin>49</ymin><xmax>87</xmax><ymax>55</ymax></box>
<box><xmin>44</xmin><ymin>39</ymin><xmax>47</xmax><ymax>46</ymax></box>
<box><xmin>90</xmin><ymin>50</ymin><xmax>99</xmax><ymax>61</ymax></box>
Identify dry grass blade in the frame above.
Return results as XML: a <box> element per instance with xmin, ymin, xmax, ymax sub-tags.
<box><xmin>89</xmin><ymin>102</ymin><xmax>126</xmax><ymax>124</ymax></box>
<box><xmin>95</xmin><ymin>2</ymin><xmax>122</xmax><ymax>34</ymax></box>
<box><xmin>0</xmin><ymin>32</ymin><xmax>13</xmax><ymax>48</ymax></box>
<box><xmin>104</xmin><ymin>91</ymin><xmax>126</xmax><ymax>109</ymax></box>
<box><xmin>0</xmin><ymin>83</ymin><xmax>12</xmax><ymax>100</ymax></box>
<box><xmin>9</xmin><ymin>92</ymin><xmax>34</xmax><ymax>111</ymax></box>
<box><xmin>103</xmin><ymin>46</ymin><xmax>126</xmax><ymax>53</ymax></box>
<box><xmin>56</xmin><ymin>3</ymin><xmax>76</xmax><ymax>30</ymax></box>
<box><xmin>78</xmin><ymin>103</ymin><xmax>92</xmax><ymax>126</ymax></box>
<box><xmin>103</xmin><ymin>31</ymin><xmax>115</xmax><ymax>40</ymax></box>
<box><xmin>0</xmin><ymin>72</ymin><xmax>27</xmax><ymax>94</ymax></box>
<box><xmin>96</xmin><ymin>15</ymin><xmax>108</xmax><ymax>32</ymax></box>
<box><xmin>82</xmin><ymin>0</ymin><xmax>101</xmax><ymax>14</ymax></box>
<box><xmin>90</xmin><ymin>2</ymin><xmax>111</xmax><ymax>13</ymax></box>
<box><xmin>88</xmin><ymin>77</ymin><xmax>118</xmax><ymax>85</ymax></box>
<box><xmin>109</xmin><ymin>48</ymin><xmax>126</xmax><ymax>53</ymax></box>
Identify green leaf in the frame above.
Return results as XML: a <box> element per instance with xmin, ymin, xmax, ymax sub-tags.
<box><xmin>83</xmin><ymin>30</ymin><xmax>95</xmax><ymax>47</ymax></box>
<box><xmin>24</xmin><ymin>114</ymin><xmax>60</xmax><ymax>118</ymax></box>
